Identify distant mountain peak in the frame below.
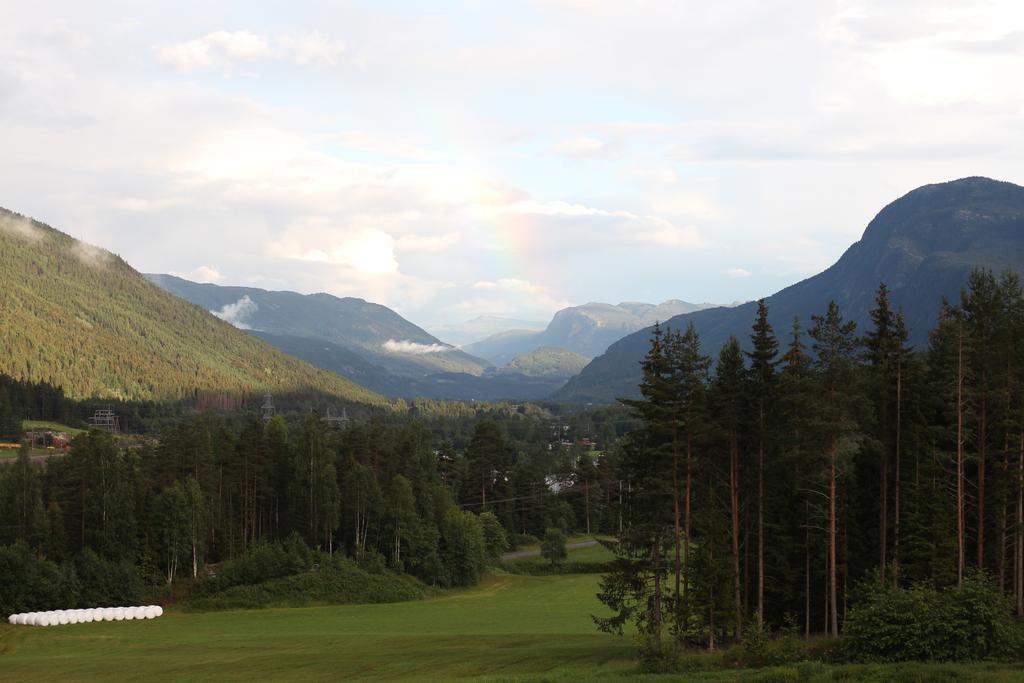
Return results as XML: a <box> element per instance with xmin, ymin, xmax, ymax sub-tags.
<box><xmin>558</xmin><ymin>177</ymin><xmax>1024</xmax><ymax>403</ymax></box>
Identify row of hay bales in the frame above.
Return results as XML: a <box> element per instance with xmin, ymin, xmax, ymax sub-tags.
<box><xmin>7</xmin><ymin>605</ymin><xmax>163</xmax><ymax>626</ymax></box>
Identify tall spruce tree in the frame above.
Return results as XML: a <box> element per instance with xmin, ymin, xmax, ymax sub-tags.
<box><xmin>809</xmin><ymin>301</ymin><xmax>860</xmax><ymax>636</ymax></box>
<box><xmin>746</xmin><ymin>299</ymin><xmax>778</xmax><ymax>625</ymax></box>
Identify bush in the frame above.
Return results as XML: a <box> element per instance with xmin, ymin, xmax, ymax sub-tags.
<box><xmin>440</xmin><ymin>508</ymin><xmax>486</xmax><ymax>587</ymax></box>
<box><xmin>195</xmin><ymin>534</ymin><xmax>312</xmax><ymax>596</ymax></box>
<box><xmin>509</xmin><ymin>533</ymin><xmax>538</xmax><ymax>550</ymax></box>
<box><xmin>185</xmin><ymin>557</ymin><xmax>428</xmax><ymax>611</ymax></box>
<box><xmin>637</xmin><ymin>636</ymin><xmax>684</xmax><ymax>674</ymax></box>
<box><xmin>74</xmin><ymin>548</ymin><xmax>144</xmax><ymax>607</ymax></box>
<box><xmin>0</xmin><ymin>542</ymin><xmax>75</xmax><ymax>615</ymax></box>
<box><xmin>843</xmin><ymin>572</ymin><xmax>1022</xmax><ymax>663</ymax></box>
<box><xmin>479</xmin><ymin>512</ymin><xmax>508</xmax><ymax>565</ymax></box>
<box><xmin>540</xmin><ymin>527</ymin><xmax>568</xmax><ymax>566</ymax></box>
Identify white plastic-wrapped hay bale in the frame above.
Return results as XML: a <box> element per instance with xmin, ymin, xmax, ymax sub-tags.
<box><xmin>154</xmin><ymin>606</ymin><xmax>163</xmax><ymax>617</ymax></box>
<box><xmin>7</xmin><ymin>614</ymin><xmax>17</xmax><ymax>625</ymax></box>
<box><xmin>143</xmin><ymin>606</ymin><xmax>157</xmax><ymax>619</ymax></box>
<box><xmin>113</xmin><ymin>607</ymin><xmax>126</xmax><ymax>621</ymax></box>
<box><xmin>102</xmin><ymin>607</ymin><xmax>115</xmax><ymax>621</ymax></box>
<box><xmin>33</xmin><ymin>613</ymin><xmax>49</xmax><ymax>627</ymax></box>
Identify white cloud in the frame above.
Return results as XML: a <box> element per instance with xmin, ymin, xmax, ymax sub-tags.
<box><xmin>554</xmin><ymin>136</ymin><xmax>608</xmax><ymax>158</ymax></box>
<box><xmin>724</xmin><ymin>267</ymin><xmax>752</xmax><ymax>278</ymax></box>
<box><xmin>382</xmin><ymin>339</ymin><xmax>449</xmax><ymax>354</ymax></box>
<box><xmin>396</xmin><ymin>232</ymin><xmax>461</xmax><ymax>252</ymax></box>
<box><xmin>0</xmin><ymin>214</ymin><xmax>44</xmax><ymax>243</ymax></box>
<box><xmin>158</xmin><ymin>30</ymin><xmax>344</xmax><ymax>72</ymax></box>
<box><xmin>505</xmin><ymin>199</ymin><xmax>635</xmax><ymax>219</ymax></box>
<box><xmin>70</xmin><ymin>241</ymin><xmax>113</xmax><ymax>268</ymax></box>
<box><xmin>276</xmin><ymin>225</ymin><xmax>398</xmax><ymax>275</ymax></box>
<box><xmin>189</xmin><ymin>265</ymin><xmax>223</xmax><ymax>283</ymax></box>
<box><xmin>211</xmin><ymin>295</ymin><xmax>258</xmax><ymax>329</ymax></box>
<box><xmin>4</xmin><ymin>1</ymin><xmax>1024</xmax><ymax>328</ymax></box>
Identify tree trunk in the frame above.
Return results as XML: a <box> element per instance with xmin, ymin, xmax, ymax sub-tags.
<box><xmin>757</xmin><ymin>402</ymin><xmax>765</xmax><ymax>627</ymax></box>
<box><xmin>829</xmin><ymin>434</ymin><xmax>839</xmax><ymax>637</ymax></box>
<box><xmin>805</xmin><ymin>500</ymin><xmax>811</xmax><ymax>637</ymax></box>
<box><xmin>584</xmin><ymin>479</ymin><xmax>591</xmax><ymax>535</ymax></box>
<box><xmin>978</xmin><ymin>385</ymin><xmax>987</xmax><ymax>570</ymax></box>
<box><xmin>673</xmin><ymin>428</ymin><xmax>682</xmax><ymax>604</ymax></box>
<box><xmin>957</xmin><ymin>323</ymin><xmax>966</xmax><ymax>588</ymax></box>
<box><xmin>731</xmin><ymin>433</ymin><xmax>743</xmax><ymax>640</ymax></box>
<box><xmin>1018</xmin><ymin>432</ymin><xmax>1023</xmax><ymax>618</ymax></box>
<box><xmin>893</xmin><ymin>358</ymin><xmax>902</xmax><ymax>584</ymax></box>
<box><xmin>684</xmin><ymin>434</ymin><xmax>692</xmax><ymax>605</ymax></box>
<box><xmin>653</xmin><ymin>535</ymin><xmax>663</xmax><ymax>641</ymax></box>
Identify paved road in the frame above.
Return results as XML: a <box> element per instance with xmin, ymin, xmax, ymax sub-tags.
<box><xmin>501</xmin><ymin>539</ymin><xmax>601</xmax><ymax>561</ymax></box>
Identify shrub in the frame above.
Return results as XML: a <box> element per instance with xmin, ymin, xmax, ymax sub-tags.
<box><xmin>540</xmin><ymin>527</ymin><xmax>568</xmax><ymax>566</ymax></box>
<box><xmin>479</xmin><ymin>512</ymin><xmax>508</xmax><ymax>565</ymax></box>
<box><xmin>637</xmin><ymin>636</ymin><xmax>684</xmax><ymax>674</ymax></box>
<box><xmin>74</xmin><ymin>548</ymin><xmax>144</xmax><ymax>607</ymax></box>
<box><xmin>0</xmin><ymin>542</ymin><xmax>75</xmax><ymax>615</ymax></box>
<box><xmin>843</xmin><ymin>572</ymin><xmax>1021</xmax><ymax>663</ymax></box>
<box><xmin>439</xmin><ymin>508</ymin><xmax>486</xmax><ymax>587</ymax></box>
<box><xmin>510</xmin><ymin>533</ymin><xmax>538</xmax><ymax>550</ymax></box>
<box><xmin>185</xmin><ymin>558</ymin><xmax>428</xmax><ymax>611</ymax></box>
<box><xmin>195</xmin><ymin>534</ymin><xmax>312</xmax><ymax>596</ymax></box>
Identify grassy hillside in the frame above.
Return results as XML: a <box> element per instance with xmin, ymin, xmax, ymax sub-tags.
<box><xmin>0</xmin><ymin>209</ymin><xmax>384</xmax><ymax>404</ymax></box>
<box><xmin>503</xmin><ymin>346</ymin><xmax>590</xmax><ymax>378</ymax></box>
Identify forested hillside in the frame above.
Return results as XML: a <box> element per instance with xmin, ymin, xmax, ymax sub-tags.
<box><xmin>147</xmin><ymin>274</ymin><xmax>492</xmax><ymax>377</ymax></box>
<box><xmin>560</xmin><ymin>177</ymin><xmax>1024</xmax><ymax>402</ymax></box>
<box><xmin>0</xmin><ymin>210</ymin><xmax>384</xmax><ymax>405</ymax></box>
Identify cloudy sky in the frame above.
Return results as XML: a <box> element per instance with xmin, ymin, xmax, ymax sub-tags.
<box><xmin>3</xmin><ymin>1</ymin><xmax>1023</xmax><ymax>333</ymax></box>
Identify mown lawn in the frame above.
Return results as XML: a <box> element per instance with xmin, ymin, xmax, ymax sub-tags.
<box><xmin>21</xmin><ymin>419</ymin><xmax>87</xmax><ymax>436</ymax></box>
<box><xmin>3</xmin><ymin>554</ymin><xmax>1023</xmax><ymax>681</ymax></box>
<box><xmin>0</xmin><ymin>573</ymin><xmax>635</xmax><ymax>681</ymax></box>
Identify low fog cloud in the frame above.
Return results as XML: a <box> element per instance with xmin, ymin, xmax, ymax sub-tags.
<box><xmin>211</xmin><ymin>295</ymin><xmax>258</xmax><ymax>330</ymax></box>
<box><xmin>383</xmin><ymin>339</ymin><xmax>449</xmax><ymax>354</ymax></box>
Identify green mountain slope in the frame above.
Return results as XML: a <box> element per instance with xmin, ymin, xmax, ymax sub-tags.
<box><xmin>502</xmin><ymin>347</ymin><xmax>590</xmax><ymax>378</ymax></box>
<box><xmin>0</xmin><ymin>209</ymin><xmax>385</xmax><ymax>404</ymax></box>
<box><xmin>557</xmin><ymin>176</ymin><xmax>1024</xmax><ymax>403</ymax></box>
<box><xmin>146</xmin><ymin>274</ymin><xmax>492</xmax><ymax>378</ymax></box>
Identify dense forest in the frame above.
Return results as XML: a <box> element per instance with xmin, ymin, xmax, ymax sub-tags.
<box><xmin>597</xmin><ymin>268</ymin><xmax>1024</xmax><ymax>657</ymax></box>
<box><xmin>0</xmin><ymin>374</ymin><xmax>628</xmax><ymax>615</ymax></box>
<box><xmin>5</xmin><ymin>268</ymin><xmax>1024</xmax><ymax>666</ymax></box>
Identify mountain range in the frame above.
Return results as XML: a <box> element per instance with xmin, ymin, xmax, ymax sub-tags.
<box><xmin>145</xmin><ymin>274</ymin><xmax>491</xmax><ymax>379</ymax></box>
<box><xmin>5</xmin><ymin>176</ymin><xmax>1020</xmax><ymax>408</ymax></box>
<box><xmin>426</xmin><ymin>315</ymin><xmax>548</xmax><ymax>348</ymax></box>
<box><xmin>463</xmin><ymin>300</ymin><xmax>717</xmax><ymax>364</ymax></box>
<box><xmin>558</xmin><ymin>176</ymin><xmax>1024</xmax><ymax>402</ymax></box>
<box><xmin>147</xmin><ymin>277</ymin><xmax>701</xmax><ymax>400</ymax></box>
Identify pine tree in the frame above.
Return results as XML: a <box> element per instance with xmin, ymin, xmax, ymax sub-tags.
<box><xmin>810</xmin><ymin>301</ymin><xmax>860</xmax><ymax>636</ymax></box>
<box><xmin>746</xmin><ymin>299</ymin><xmax>778</xmax><ymax>624</ymax></box>
<box><xmin>710</xmin><ymin>336</ymin><xmax>746</xmax><ymax>639</ymax></box>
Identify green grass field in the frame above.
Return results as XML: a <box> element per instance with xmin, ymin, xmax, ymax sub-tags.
<box><xmin>22</xmin><ymin>419</ymin><xmax>87</xmax><ymax>435</ymax></box>
<box><xmin>0</xmin><ymin>573</ymin><xmax>634</xmax><ymax>682</ymax></box>
<box><xmin>4</xmin><ymin>540</ymin><xmax>1024</xmax><ymax>682</ymax></box>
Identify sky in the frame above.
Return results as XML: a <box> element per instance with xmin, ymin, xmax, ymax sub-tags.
<box><xmin>2</xmin><ymin>1</ymin><xmax>1024</xmax><ymax>333</ymax></box>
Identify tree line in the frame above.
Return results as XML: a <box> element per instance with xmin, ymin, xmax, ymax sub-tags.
<box><xmin>0</xmin><ymin>389</ymin><xmax>629</xmax><ymax>614</ymax></box>
<box><xmin>597</xmin><ymin>269</ymin><xmax>1024</xmax><ymax>651</ymax></box>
